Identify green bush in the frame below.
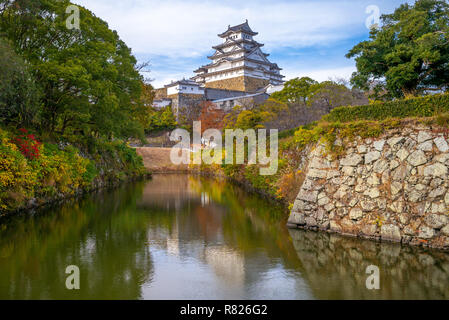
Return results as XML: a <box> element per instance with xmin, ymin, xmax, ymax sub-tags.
<box><xmin>325</xmin><ymin>94</ymin><xmax>449</xmax><ymax>123</ymax></box>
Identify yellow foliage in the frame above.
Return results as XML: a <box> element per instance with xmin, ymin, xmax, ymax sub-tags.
<box><xmin>0</xmin><ymin>128</ymin><xmax>96</xmax><ymax>212</ymax></box>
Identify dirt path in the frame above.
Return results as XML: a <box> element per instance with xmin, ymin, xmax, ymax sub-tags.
<box><xmin>135</xmin><ymin>147</ymin><xmax>190</xmax><ymax>172</ymax></box>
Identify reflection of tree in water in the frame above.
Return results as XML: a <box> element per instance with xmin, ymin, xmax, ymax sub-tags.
<box><xmin>137</xmin><ymin>174</ymin><xmax>304</xmax><ymax>288</ymax></box>
<box><xmin>191</xmin><ymin>176</ymin><xmax>303</xmax><ymax>271</ymax></box>
<box><xmin>7</xmin><ymin>174</ymin><xmax>446</xmax><ymax>299</ymax></box>
<box><xmin>289</xmin><ymin>229</ymin><xmax>449</xmax><ymax>300</ymax></box>
<box><xmin>0</xmin><ymin>183</ymin><xmax>154</xmax><ymax>299</ymax></box>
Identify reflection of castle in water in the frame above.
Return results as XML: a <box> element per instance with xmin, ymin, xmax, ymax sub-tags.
<box><xmin>137</xmin><ymin>174</ymin><xmax>274</xmax><ymax>291</ymax></box>
<box><xmin>203</xmin><ymin>246</ymin><xmax>245</xmax><ymax>287</ymax></box>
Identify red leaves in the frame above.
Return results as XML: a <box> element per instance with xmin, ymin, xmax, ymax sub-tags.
<box><xmin>198</xmin><ymin>101</ymin><xmax>225</xmax><ymax>133</ymax></box>
<box><xmin>13</xmin><ymin>128</ymin><xmax>41</xmax><ymax>160</ymax></box>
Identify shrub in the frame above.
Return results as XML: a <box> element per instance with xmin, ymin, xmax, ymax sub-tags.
<box><xmin>243</xmin><ymin>165</ymin><xmax>277</xmax><ymax>196</ymax></box>
<box><xmin>275</xmin><ymin>169</ymin><xmax>304</xmax><ymax>204</ymax></box>
<box><xmin>294</xmin><ymin>126</ymin><xmax>321</xmax><ymax>148</ymax></box>
<box><xmin>0</xmin><ymin>136</ymin><xmax>38</xmax><ymax>211</ymax></box>
<box><xmin>0</xmin><ymin>126</ymin><xmax>146</xmax><ymax>213</ymax></box>
<box><xmin>325</xmin><ymin>93</ymin><xmax>449</xmax><ymax>123</ymax></box>
<box><xmin>278</xmin><ymin>127</ymin><xmax>297</xmax><ymax>139</ymax></box>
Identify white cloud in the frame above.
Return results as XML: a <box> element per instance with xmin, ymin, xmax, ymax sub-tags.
<box><xmin>73</xmin><ymin>0</ymin><xmax>402</xmax><ymax>87</ymax></box>
<box><xmin>150</xmin><ymin>71</ymin><xmax>190</xmax><ymax>88</ymax></box>
<box><xmin>74</xmin><ymin>0</ymin><xmax>369</xmax><ymax>57</ymax></box>
<box><xmin>283</xmin><ymin>66</ymin><xmax>357</xmax><ymax>83</ymax></box>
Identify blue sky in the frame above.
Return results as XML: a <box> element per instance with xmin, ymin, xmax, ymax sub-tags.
<box><xmin>75</xmin><ymin>0</ymin><xmax>412</xmax><ymax>88</ymax></box>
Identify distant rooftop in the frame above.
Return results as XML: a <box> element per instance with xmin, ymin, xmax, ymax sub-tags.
<box><xmin>212</xmin><ymin>92</ymin><xmax>266</xmax><ymax>103</ymax></box>
<box><xmin>164</xmin><ymin>78</ymin><xmax>201</xmax><ymax>88</ymax></box>
<box><xmin>266</xmin><ymin>84</ymin><xmax>285</xmax><ymax>95</ymax></box>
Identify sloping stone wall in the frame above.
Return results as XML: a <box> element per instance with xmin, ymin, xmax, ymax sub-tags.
<box><xmin>205</xmin><ymin>76</ymin><xmax>269</xmax><ymax>92</ymax></box>
<box><xmin>164</xmin><ymin>93</ymin><xmax>205</xmax><ymax>122</ymax></box>
<box><xmin>243</xmin><ymin>76</ymin><xmax>270</xmax><ymax>92</ymax></box>
<box><xmin>204</xmin><ymin>88</ymin><xmax>248</xmax><ymax>100</ymax></box>
<box><xmin>205</xmin><ymin>76</ymin><xmax>245</xmax><ymax>91</ymax></box>
<box><xmin>288</xmin><ymin>125</ymin><xmax>449</xmax><ymax>250</ymax></box>
<box><xmin>154</xmin><ymin>87</ymin><xmax>168</xmax><ymax>99</ymax></box>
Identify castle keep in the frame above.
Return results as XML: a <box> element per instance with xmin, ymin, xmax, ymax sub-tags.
<box><xmin>192</xmin><ymin>20</ymin><xmax>284</xmax><ymax>92</ymax></box>
<box><xmin>153</xmin><ymin>20</ymin><xmax>285</xmax><ymax>115</ymax></box>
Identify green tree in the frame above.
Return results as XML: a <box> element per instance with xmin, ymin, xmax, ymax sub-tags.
<box><xmin>0</xmin><ymin>0</ymin><xmax>144</xmax><ymax>139</ymax></box>
<box><xmin>308</xmin><ymin>80</ymin><xmax>366</xmax><ymax>113</ymax></box>
<box><xmin>159</xmin><ymin>106</ymin><xmax>177</xmax><ymax>129</ymax></box>
<box><xmin>232</xmin><ymin>109</ymin><xmax>273</xmax><ymax>130</ymax></box>
<box><xmin>271</xmin><ymin>77</ymin><xmax>318</xmax><ymax>103</ymax></box>
<box><xmin>134</xmin><ymin>82</ymin><xmax>155</xmax><ymax>130</ymax></box>
<box><xmin>223</xmin><ymin>100</ymin><xmax>287</xmax><ymax>130</ymax></box>
<box><xmin>146</xmin><ymin>106</ymin><xmax>177</xmax><ymax>133</ymax></box>
<box><xmin>347</xmin><ymin>0</ymin><xmax>449</xmax><ymax>98</ymax></box>
<box><xmin>0</xmin><ymin>38</ymin><xmax>40</xmax><ymax>127</ymax></box>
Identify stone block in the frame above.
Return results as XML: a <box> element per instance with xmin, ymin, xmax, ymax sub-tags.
<box><xmin>381</xmin><ymin>224</ymin><xmax>401</xmax><ymax>242</ymax></box>
<box><xmin>417</xmin><ymin>131</ymin><xmax>432</xmax><ymax>143</ymax></box>
<box><xmin>349</xmin><ymin>208</ymin><xmax>363</xmax><ymax>220</ymax></box>
<box><xmin>424</xmin><ymin>163</ymin><xmax>447</xmax><ymax>177</ymax></box>
<box><xmin>365</xmin><ymin>151</ymin><xmax>381</xmax><ymax>164</ymax></box>
<box><xmin>425</xmin><ymin>214</ymin><xmax>448</xmax><ymax>229</ymax></box>
<box><xmin>288</xmin><ymin>212</ymin><xmax>306</xmax><ymax>225</ymax></box>
<box><xmin>373</xmin><ymin>140</ymin><xmax>386</xmax><ymax>151</ymax></box>
<box><xmin>297</xmin><ymin>189</ymin><xmax>318</xmax><ymax>203</ymax></box>
<box><xmin>340</xmin><ymin>154</ymin><xmax>363</xmax><ymax>167</ymax></box>
<box><xmin>407</xmin><ymin>150</ymin><xmax>427</xmax><ymax>167</ymax></box>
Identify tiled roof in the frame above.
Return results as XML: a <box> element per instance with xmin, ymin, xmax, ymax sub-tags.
<box><xmin>212</xmin><ymin>92</ymin><xmax>266</xmax><ymax>103</ymax></box>
<box><xmin>164</xmin><ymin>79</ymin><xmax>200</xmax><ymax>88</ymax></box>
<box><xmin>218</xmin><ymin>20</ymin><xmax>258</xmax><ymax>38</ymax></box>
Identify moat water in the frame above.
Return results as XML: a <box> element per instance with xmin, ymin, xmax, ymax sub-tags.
<box><xmin>0</xmin><ymin>174</ymin><xmax>448</xmax><ymax>299</ymax></box>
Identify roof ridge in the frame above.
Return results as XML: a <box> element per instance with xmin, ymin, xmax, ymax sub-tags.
<box><xmin>218</xmin><ymin>20</ymin><xmax>258</xmax><ymax>37</ymax></box>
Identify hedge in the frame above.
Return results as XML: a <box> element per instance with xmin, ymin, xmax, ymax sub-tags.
<box><xmin>324</xmin><ymin>93</ymin><xmax>449</xmax><ymax>123</ymax></box>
